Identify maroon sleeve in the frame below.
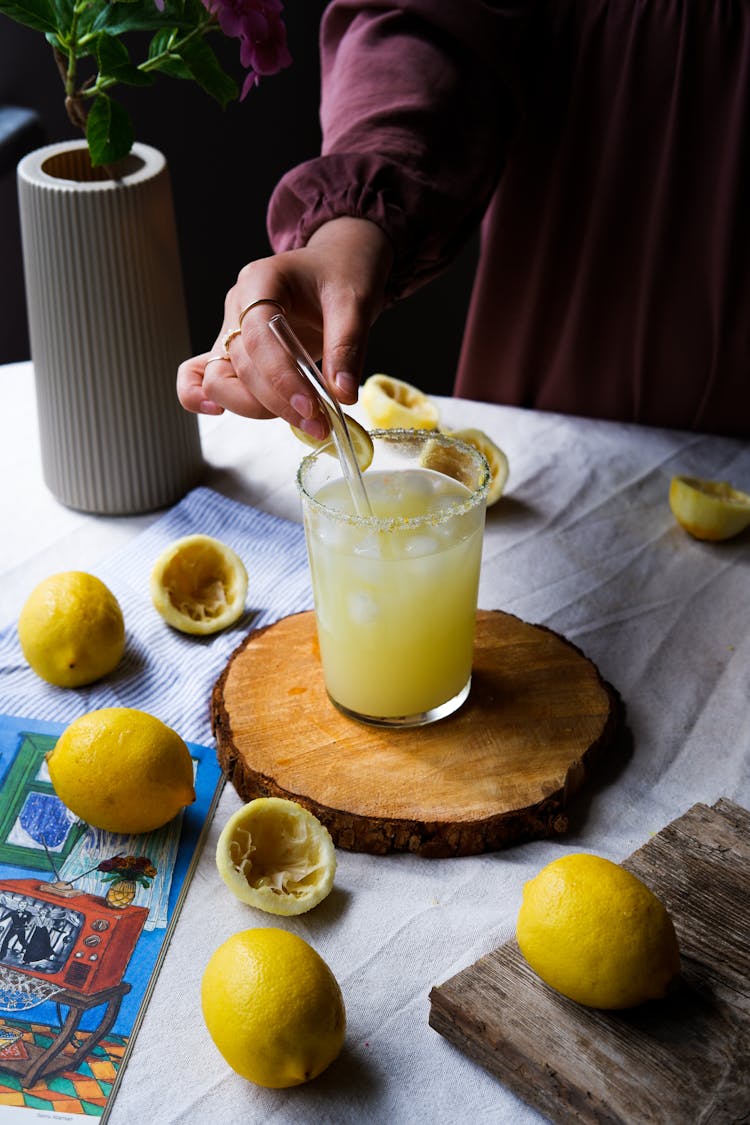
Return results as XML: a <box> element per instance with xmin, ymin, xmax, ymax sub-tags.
<box><xmin>267</xmin><ymin>0</ymin><xmax>530</xmax><ymax>298</ymax></box>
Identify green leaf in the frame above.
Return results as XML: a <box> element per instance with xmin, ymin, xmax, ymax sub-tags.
<box><xmin>149</xmin><ymin>54</ymin><xmax>192</xmax><ymax>80</ymax></box>
<box><xmin>50</xmin><ymin>0</ymin><xmax>74</xmax><ymax>33</ymax></box>
<box><xmin>145</xmin><ymin>31</ymin><xmax>189</xmax><ymax>79</ymax></box>
<box><xmin>91</xmin><ymin>1</ymin><xmax>194</xmax><ymax>35</ymax></box>
<box><xmin>85</xmin><ymin>93</ymin><xmax>135</xmax><ymax>166</ymax></box>
<box><xmin>0</xmin><ymin>0</ymin><xmax>57</xmax><ymax>34</ymax></box>
<box><xmin>176</xmin><ymin>35</ymin><xmax>237</xmax><ymax>107</ymax></box>
<box><xmin>147</xmin><ymin>27</ymin><xmax>175</xmax><ymax>57</ymax></box>
<box><xmin>144</xmin><ymin>27</ymin><xmax>188</xmax><ymax>78</ymax></box>
<box><xmin>96</xmin><ymin>33</ymin><xmax>155</xmax><ymax>86</ymax></box>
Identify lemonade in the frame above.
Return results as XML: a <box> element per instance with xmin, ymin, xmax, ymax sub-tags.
<box><xmin>298</xmin><ymin>430</ymin><xmax>489</xmax><ymax>725</ymax></box>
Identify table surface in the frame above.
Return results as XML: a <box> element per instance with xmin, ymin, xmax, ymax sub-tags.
<box><xmin>2</xmin><ymin>360</ymin><xmax>749</xmax><ymax>1125</ymax></box>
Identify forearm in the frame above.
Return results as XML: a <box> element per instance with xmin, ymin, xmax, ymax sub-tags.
<box><xmin>269</xmin><ymin>0</ymin><xmax>529</xmax><ymax>298</ymax></box>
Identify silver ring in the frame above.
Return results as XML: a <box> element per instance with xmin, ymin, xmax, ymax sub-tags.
<box><xmin>238</xmin><ymin>298</ymin><xmax>287</xmax><ymax>329</ymax></box>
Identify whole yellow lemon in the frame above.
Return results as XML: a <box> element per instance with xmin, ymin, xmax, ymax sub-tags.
<box><xmin>516</xmin><ymin>853</ymin><xmax>680</xmax><ymax>1009</ymax></box>
<box><xmin>47</xmin><ymin>708</ymin><xmax>195</xmax><ymax>834</ymax></box>
<box><xmin>201</xmin><ymin>927</ymin><xmax>346</xmax><ymax>1088</ymax></box>
<box><xmin>18</xmin><ymin>571</ymin><xmax>125</xmax><ymax>688</ymax></box>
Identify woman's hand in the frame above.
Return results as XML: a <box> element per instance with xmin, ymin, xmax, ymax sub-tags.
<box><xmin>176</xmin><ymin>217</ymin><xmax>394</xmax><ymax>438</ymax></box>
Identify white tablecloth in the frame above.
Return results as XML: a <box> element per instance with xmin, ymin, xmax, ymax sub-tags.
<box><xmin>1</xmin><ymin>360</ymin><xmax>748</xmax><ymax>1125</ymax></box>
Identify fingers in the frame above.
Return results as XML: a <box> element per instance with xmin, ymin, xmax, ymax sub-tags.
<box><xmin>212</xmin><ymin>258</ymin><xmax>331</xmax><ymax>434</ymax></box>
<box><xmin>178</xmin><ymin>219</ymin><xmax>394</xmax><ymax>430</ymax></box>
<box><xmin>177</xmin><ymin>344</ymin><xmax>328</xmax><ymax>436</ymax></box>
<box><xmin>177</xmin><ymin>350</ymin><xmax>273</xmax><ymax>420</ymax></box>
<box><xmin>228</xmin><ymin>304</ymin><xmax>328</xmax><ymax>436</ymax></box>
<box><xmin>176</xmin><ymin>353</ymin><xmax>225</xmax><ymax>416</ymax></box>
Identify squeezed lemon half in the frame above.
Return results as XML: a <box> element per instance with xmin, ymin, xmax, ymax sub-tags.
<box><xmin>361</xmin><ymin>373</ymin><xmax>440</xmax><ymax>430</ymax></box>
<box><xmin>359</xmin><ymin>376</ymin><xmax>509</xmax><ymax>502</ymax></box>
<box><xmin>669</xmin><ymin>475</ymin><xmax>750</xmax><ymax>541</ymax></box>
<box><xmin>443</xmin><ymin>427</ymin><xmax>509</xmax><ymax>505</ymax></box>
<box><xmin>150</xmin><ymin>534</ymin><xmax>248</xmax><ymax>634</ymax></box>
<box><xmin>216</xmin><ymin>797</ymin><xmax>336</xmax><ymax>916</ymax></box>
<box><xmin>201</xmin><ymin>927</ymin><xmax>345</xmax><ymax>1088</ymax></box>
<box><xmin>517</xmin><ymin>854</ymin><xmax>680</xmax><ymax>1010</ymax></box>
<box><xmin>290</xmin><ymin>414</ymin><xmax>374</xmax><ymax>471</ymax></box>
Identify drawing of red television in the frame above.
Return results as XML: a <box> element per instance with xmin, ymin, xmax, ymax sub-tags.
<box><xmin>0</xmin><ymin>877</ymin><xmax>147</xmax><ymax>996</ymax></box>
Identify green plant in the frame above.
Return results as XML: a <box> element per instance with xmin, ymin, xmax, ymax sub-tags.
<box><xmin>1</xmin><ymin>0</ymin><xmax>291</xmax><ymax>166</ymax></box>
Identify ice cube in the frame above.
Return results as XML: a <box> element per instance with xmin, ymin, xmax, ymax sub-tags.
<box><xmin>348</xmin><ymin>591</ymin><xmax>379</xmax><ymax>625</ymax></box>
<box><xmin>353</xmin><ymin>533</ymin><xmax>384</xmax><ymax>559</ymax></box>
<box><xmin>403</xmin><ymin>534</ymin><xmax>440</xmax><ymax>557</ymax></box>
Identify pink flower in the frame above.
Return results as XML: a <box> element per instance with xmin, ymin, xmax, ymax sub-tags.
<box><xmin>201</xmin><ymin>0</ymin><xmax>292</xmax><ymax>97</ymax></box>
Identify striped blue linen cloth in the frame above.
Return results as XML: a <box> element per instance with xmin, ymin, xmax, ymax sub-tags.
<box><xmin>0</xmin><ymin>486</ymin><xmax>312</xmax><ymax>744</ymax></box>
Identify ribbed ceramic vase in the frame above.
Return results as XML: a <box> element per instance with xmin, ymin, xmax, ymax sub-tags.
<box><xmin>17</xmin><ymin>140</ymin><xmax>204</xmax><ymax>514</ymax></box>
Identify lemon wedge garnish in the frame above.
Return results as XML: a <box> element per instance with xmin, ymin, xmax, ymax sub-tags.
<box><xmin>669</xmin><ymin>475</ymin><xmax>750</xmax><ymax>541</ymax></box>
<box><xmin>150</xmin><ymin>534</ymin><xmax>248</xmax><ymax>634</ymax></box>
<box><xmin>443</xmin><ymin>428</ymin><xmax>509</xmax><ymax>505</ymax></box>
<box><xmin>361</xmin><ymin>373</ymin><xmax>440</xmax><ymax>430</ymax></box>
<box><xmin>215</xmin><ymin>797</ymin><xmax>336</xmax><ymax>916</ymax></box>
<box><xmin>290</xmin><ymin>415</ymin><xmax>374</xmax><ymax>471</ymax></box>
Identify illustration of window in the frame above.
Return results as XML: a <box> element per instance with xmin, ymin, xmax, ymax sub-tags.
<box><xmin>0</xmin><ymin>733</ymin><xmax>86</xmax><ymax>872</ymax></box>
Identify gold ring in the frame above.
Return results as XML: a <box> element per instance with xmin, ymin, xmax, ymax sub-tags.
<box><xmin>238</xmin><ymin>298</ymin><xmax>287</xmax><ymax>329</ymax></box>
<box><xmin>221</xmin><ymin>327</ymin><xmax>242</xmax><ymax>358</ymax></box>
<box><xmin>203</xmin><ymin>354</ymin><xmax>231</xmax><ymax>372</ymax></box>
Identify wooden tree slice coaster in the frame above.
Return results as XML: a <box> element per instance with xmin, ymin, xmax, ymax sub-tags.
<box><xmin>211</xmin><ymin>609</ymin><xmax>621</xmax><ymax>858</ymax></box>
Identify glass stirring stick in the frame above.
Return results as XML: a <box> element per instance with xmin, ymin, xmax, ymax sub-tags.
<box><xmin>269</xmin><ymin>313</ymin><xmax>373</xmax><ymax>517</ymax></box>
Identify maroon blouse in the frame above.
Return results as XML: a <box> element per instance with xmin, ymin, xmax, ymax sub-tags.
<box><xmin>268</xmin><ymin>0</ymin><xmax>750</xmax><ymax>437</ymax></box>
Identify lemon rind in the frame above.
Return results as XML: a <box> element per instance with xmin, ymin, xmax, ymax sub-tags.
<box><xmin>361</xmin><ymin>373</ymin><xmax>440</xmax><ymax>430</ymax></box>
<box><xmin>669</xmin><ymin>475</ymin><xmax>750</xmax><ymax>541</ymax></box>
<box><xmin>216</xmin><ymin>797</ymin><xmax>336</xmax><ymax>916</ymax></box>
<box><xmin>150</xmin><ymin>534</ymin><xmax>248</xmax><ymax>635</ymax></box>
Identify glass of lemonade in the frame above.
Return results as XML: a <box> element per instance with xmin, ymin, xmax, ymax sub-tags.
<box><xmin>297</xmin><ymin>428</ymin><xmax>490</xmax><ymax>727</ymax></box>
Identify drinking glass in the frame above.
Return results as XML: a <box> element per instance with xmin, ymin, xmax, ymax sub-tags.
<box><xmin>297</xmin><ymin>428</ymin><xmax>490</xmax><ymax>727</ymax></box>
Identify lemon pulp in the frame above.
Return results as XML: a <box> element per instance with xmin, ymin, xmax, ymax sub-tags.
<box><xmin>361</xmin><ymin>373</ymin><xmax>440</xmax><ymax>430</ymax></box>
<box><xmin>669</xmin><ymin>474</ymin><xmax>750</xmax><ymax>541</ymax></box>
<box><xmin>150</xmin><ymin>534</ymin><xmax>248</xmax><ymax>634</ymax></box>
<box><xmin>216</xmin><ymin>797</ymin><xmax>336</xmax><ymax>915</ymax></box>
<box><xmin>443</xmin><ymin>427</ymin><xmax>509</xmax><ymax>505</ymax></box>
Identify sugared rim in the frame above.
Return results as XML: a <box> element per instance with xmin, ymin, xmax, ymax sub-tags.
<box><xmin>296</xmin><ymin>427</ymin><xmax>491</xmax><ymax>530</ymax></box>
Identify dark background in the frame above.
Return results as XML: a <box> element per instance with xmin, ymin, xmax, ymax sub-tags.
<box><xmin>0</xmin><ymin>3</ymin><xmax>477</xmax><ymax>394</ymax></box>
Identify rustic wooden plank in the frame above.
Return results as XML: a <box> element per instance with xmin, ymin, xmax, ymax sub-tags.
<box><xmin>623</xmin><ymin>799</ymin><xmax>750</xmax><ymax>1009</ymax></box>
<box><xmin>210</xmin><ymin>609</ymin><xmax>621</xmax><ymax>857</ymax></box>
<box><xmin>428</xmin><ymin>799</ymin><xmax>750</xmax><ymax>1123</ymax></box>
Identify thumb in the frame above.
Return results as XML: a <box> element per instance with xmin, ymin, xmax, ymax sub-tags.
<box><xmin>320</xmin><ymin>296</ymin><xmax>372</xmax><ymax>406</ymax></box>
